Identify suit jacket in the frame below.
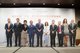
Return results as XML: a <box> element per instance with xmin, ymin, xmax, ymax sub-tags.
<box><xmin>50</xmin><ymin>24</ymin><xmax>57</xmax><ymax>34</ymax></box>
<box><xmin>68</xmin><ymin>23</ymin><xmax>77</xmax><ymax>34</ymax></box>
<box><xmin>28</xmin><ymin>25</ymin><xmax>36</xmax><ymax>36</ymax></box>
<box><xmin>36</xmin><ymin>23</ymin><xmax>44</xmax><ymax>34</ymax></box>
<box><xmin>5</xmin><ymin>23</ymin><xmax>13</xmax><ymax>34</ymax></box>
<box><xmin>57</xmin><ymin>25</ymin><xmax>64</xmax><ymax>34</ymax></box>
<box><xmin>14</xmin><ymin>23</ymin><xmax>22</xmax><ymax>33</ymax></box>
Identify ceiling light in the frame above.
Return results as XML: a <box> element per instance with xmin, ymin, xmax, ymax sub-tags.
<box><xmin>43</xmin><ymin>3</ymin><xmax>45</xmax><ymax>5</ymax></box>
<box><xmin>28</xmin><ymin>3</ymin><xmax>31</xmax><ymax>5</ymax></box>
<box><xmin>13</xmin><ymin>3</ymin><xmax>16</xmax><ymax>5</ymax></box>
<box><xmin>0</xmin><ymin>3</ymin><xmax>1</xmax><ymax>5</ymax></box>
<box><xmin>58</xmin><ymin>3</ymin><xmax>60</xmax><ymax>5</ymax></box>
<box><xmin>72</xmin><ymin>4</ymin><xmax>74</xmax><ymax>6</ymax></box>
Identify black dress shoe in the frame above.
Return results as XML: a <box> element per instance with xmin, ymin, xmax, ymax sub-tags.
<box><xmin>7</xmin><ymin>46</ymin><xmax>9</xmax><ymax>47</ymax></box>
<box><xmin>36</xmin><ymin>45</ymin><xmax>39</xmax><ymax>47</ymax></box>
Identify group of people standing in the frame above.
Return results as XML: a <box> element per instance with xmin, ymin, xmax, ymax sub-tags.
<box><xmin>5</xmin><ymin>18</ymin><xmax>77</xmax><ymax>47</ymax></box>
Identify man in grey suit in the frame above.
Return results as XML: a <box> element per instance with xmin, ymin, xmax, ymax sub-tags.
<box><xmin>14</xmin><ymin>18</ymin><xmax>22</xmax><ymax>47</ymax></box>
<box><xmin>36</xmin><ymin>19</ymin><xmax>44</xmax><ymax>47</ymax></box>
<box><xmin>57</xmin><ymin>21</ymin><xmax>64</xmax><ymax>47</ymax></box>
<box><xmin>50</xmin><ymin>20</ymin><xmax>57</xmax><ymax>47</ymax></box>
<box><xmin>69</xmin><ymin>19</ymin><xmax>77</xmax><ymax>47</ymax></box>
<box><xmin>5</xmin><ymin>18</ymin><xmax>13</xmax><ymax>47</ymax></box>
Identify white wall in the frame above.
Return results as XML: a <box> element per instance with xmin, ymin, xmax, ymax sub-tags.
<box><xmin>0</xmin><ymin>8</ymin><xmax>75</xmax><ymax>45</ymax></box>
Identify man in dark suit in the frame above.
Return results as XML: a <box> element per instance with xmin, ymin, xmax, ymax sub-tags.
<box><xmin>36</xmin><ymin>19</ymin><xmax>44</xmax><ymax>47</ymax></box>
<box><xmin>14</xmin><ymin>18</ymin><xmax>22</xmax><ymax>47</ymax></box>
<box><xmin>5</xmin><ymin>18</ymin><xmax>13</xmax><ymax>47</ymax></box>
<box><xmin>57</xmin><ymin>21</ymin><xmax>64</xmax><ymax>47</ymax></box>
<box><xmin>28</xmin><ymin>20</ymin><xmax>36</xmax><ymax>47</ymax></box>
<box><xmin>50</xmin><ymin>20</ymin><xmax>57</xmax><ymax>47</ymax></box>
<box><xmin>69</xmin><ymin>19</ymin><xmax>77</xmax><ymax>47</ymax></box>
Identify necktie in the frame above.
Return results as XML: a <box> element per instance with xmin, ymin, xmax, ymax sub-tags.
<box><xmin>39</xmin><ymin>23</ymin><xmax>41</xmax><ymax>27</ymax></box>
<box><xmin>59</xmin><ymin>25</ymin><xmax>61</xmax><ymax>33</ymax></box>
<box><xmin>72</xmin><ymin>23</ymin><xmax>74</xmax><ymax>29</ymax></box>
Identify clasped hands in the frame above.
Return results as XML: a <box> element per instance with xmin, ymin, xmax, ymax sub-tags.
<box><xmin>38</xmin><ymin>29</ymin><xmax>41</xmax><ymax>32</ymax></box>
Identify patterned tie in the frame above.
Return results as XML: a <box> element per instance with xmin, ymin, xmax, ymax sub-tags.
<box><xmin>59</xmin><ymin>25</ymin><xmax>61</xmax><ymax>32</ymax></box>
<box><xmin>72</xmin><ymin>23</ymin><xmax>74</xmax><ymax>29</ymax></box>
<box><xmin>39</xmin><ymin>23</ymin><xmax>41</xmax><ymax>28</ymax></box>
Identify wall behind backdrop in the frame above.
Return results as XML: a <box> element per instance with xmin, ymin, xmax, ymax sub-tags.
<box><xmin>0</xmin><ymin>8</ymin><xmax>75</xmax><ymax>46</ymax></box>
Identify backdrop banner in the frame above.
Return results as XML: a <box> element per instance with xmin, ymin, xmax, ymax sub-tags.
<box><xmin>0</xmin><ymin>8</ymin><xmax>75</xmax><ymax>46</ymax></box>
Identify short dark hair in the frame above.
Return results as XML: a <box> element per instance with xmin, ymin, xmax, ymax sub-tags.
<box><xmin>24</xmin><ymin>20</ymin><xmax>27</xmax><ymax>23</ymax></box>
<box><xmin>45</xmin><ymin>22</ymin><xmax>49</xmax><ymax>26</ymax></box>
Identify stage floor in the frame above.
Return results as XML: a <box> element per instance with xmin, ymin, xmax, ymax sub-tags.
<box><xmin>0</xmin><ymin>47</ymin><xmax>80</xmax><ymax>53</ymax></box>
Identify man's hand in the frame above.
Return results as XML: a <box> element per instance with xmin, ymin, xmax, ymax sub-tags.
<box><xmin>7</xmin><ymin>29</ymin><xmax>10</xmax><ymax>32</ymax></box>
<box><xmin>38</xmin><ymin>29</ymin><xmax>41</xmax><ymax>32</ymax></box>
<box><xmin>71</xmin><ymin>30</ymin><xmax>74</xmax><ymax>33</ymax></box>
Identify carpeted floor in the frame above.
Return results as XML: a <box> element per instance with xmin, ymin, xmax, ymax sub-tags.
<box><xmin>0</xmin><ymin>47</ymin><xmax>80</xmax><ymax>53</ymax></box>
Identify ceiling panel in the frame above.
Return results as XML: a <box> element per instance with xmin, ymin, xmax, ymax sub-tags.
<box><xmin>0</xmin><ymin>0</ymin><xmax>76</xmax><ymax>8</ymax></box>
